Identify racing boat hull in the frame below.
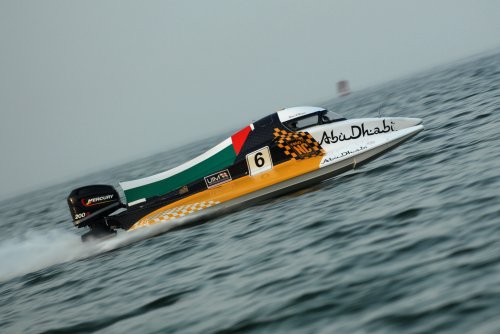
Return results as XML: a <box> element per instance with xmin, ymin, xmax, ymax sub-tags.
<box><xmin>128</xmin><ymin>122</ymin><xmax>423</xmax><ymax>231</ymax></box>
<box><xmin>67</xmin><ymin>106</ymin><xmax>424</xmax><ymax>240</ymax></box>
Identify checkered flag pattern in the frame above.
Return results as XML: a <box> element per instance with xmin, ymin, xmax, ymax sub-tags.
<box><xmin>135</xmin><ymin>200</ymin><xmax>220</xmax><ymax>228</ymax></box>
<box><xmin>273</xmin><ymin>128</ymin><xmax>324</xmax><ymax>160</ymax></box>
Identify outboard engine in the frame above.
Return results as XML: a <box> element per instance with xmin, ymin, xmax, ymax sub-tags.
<box><xmin>67</xmin><ymin>185</ymin><xmax>124</xmax><ymax>241</ymax></box>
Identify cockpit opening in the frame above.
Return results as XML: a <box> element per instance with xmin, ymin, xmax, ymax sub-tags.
<box><xmin>283</xmin><ymin>109</ymin><xmax>346</xmax><ymax>131</ymax></box>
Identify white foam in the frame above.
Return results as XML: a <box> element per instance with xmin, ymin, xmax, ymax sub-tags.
<box><xmin>0</xmin><ymin>219</ymin><xmax>190</xmax><ymax>282</ymax></box>
<box><xmin>0</xmin><ymin>230</ymin><xmax>86</xmax><ymax>282</ymax></box>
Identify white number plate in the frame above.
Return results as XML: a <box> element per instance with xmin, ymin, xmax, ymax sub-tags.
<box><xmin>246</xmin><ymin>146</ymin><xmax>273</xmax><ymax>176</ymax></box>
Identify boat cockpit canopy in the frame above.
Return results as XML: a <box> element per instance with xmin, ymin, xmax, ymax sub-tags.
<box><xmin>282</xmin><ymin>108</ymin><xmax>346</xmax><ymax>131</ymax></box>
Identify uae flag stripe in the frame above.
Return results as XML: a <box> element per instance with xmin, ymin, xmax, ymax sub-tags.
<box><xmin>121</xmin><ymin>138</ymin><xmax>236</xmax><ymax>203</ymax></box>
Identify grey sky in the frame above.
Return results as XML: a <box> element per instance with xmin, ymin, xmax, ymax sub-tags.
<box><xmin>1</xmin><ymin>0</ymin><xmax>499</xmax><ymax>200</ymax></box>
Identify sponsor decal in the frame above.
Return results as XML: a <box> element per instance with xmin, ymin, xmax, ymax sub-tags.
<box><xmin>81</xmin><ymin>194</ymin><xmax>114</xmax><ymax>207</ymax></box>
<box><xmin>320</xmin><ymin>145</ymin><xmax>368</xmax><ymax>166</ymax></box>
<box><xmin>287</xmin><ymin>111</ymin><xmax>307</xmax><ymax>120</ymax></box>
<box><xmin>320</xmin><ymin>120</ymin><xmax>395</xmax><ymax>145</ymax></box>
<box><xmin>204</xmin><ymin>169</ymin><xmax>232</xmax><ymax>189</ymax></box>
<box><xmin>273</xmin><ymin>128</ymin><xmax>324</xmax><ymax>160</ymax></box>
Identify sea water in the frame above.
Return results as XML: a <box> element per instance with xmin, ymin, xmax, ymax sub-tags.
<box><xmin>1</xmin><ymin>52</ymin><xmax>500</xmax><ymax>333</ymax></box>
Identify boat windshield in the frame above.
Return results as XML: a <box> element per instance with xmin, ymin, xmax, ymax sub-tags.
<box><xmin>282</xmin><ymin>109</ymin><xmax>347</xmax><ymax>131</ymax></box>
<box><xmin>320</xmin><ymin>110</ymin><xmax>346</xmax><ymax>124</ymax></box>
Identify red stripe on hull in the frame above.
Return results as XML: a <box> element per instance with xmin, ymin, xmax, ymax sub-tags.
<box><xmin>231</xmin><ymin>125</ymin><xmax>252</xmax><ymax>155</ymax></box>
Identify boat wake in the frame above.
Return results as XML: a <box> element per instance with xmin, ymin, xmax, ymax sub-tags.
<box><xmin>0</xmin><ymin>230</ymin><xmax>85</xmax><ymax>282</ymax></box>
<box><xmin>0</xmin><ymin>219</ymin><xmax>187</xmax><ymax>282</ymax></box>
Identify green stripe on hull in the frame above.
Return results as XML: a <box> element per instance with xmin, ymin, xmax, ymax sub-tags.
<box><xmin>124</xmin><ymin>145</ymin><xmax>237</xmax><ymax>203</ymax></box>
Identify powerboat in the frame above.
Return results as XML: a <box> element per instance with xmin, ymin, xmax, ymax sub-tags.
<box><xmin>67</xmin><ymin>106</ymin><xmax>424</xmax><ymax>241</ymax></box>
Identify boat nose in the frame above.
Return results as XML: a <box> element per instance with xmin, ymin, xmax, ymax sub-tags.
<box><xmin>393</xmin><ymin>117</ymin><xmax>423</xmax><ymax>129</ymax></box>
<box><xmin>405</xmin><ymin>117</ymin><xmax>423</xmax><ymax>126</ymax></box>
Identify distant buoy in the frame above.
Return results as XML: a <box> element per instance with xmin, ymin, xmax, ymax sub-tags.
<box><xmin>337</xmin><ymin>80</ymin><xmax>350</xmax><ymax>97</ymax></box>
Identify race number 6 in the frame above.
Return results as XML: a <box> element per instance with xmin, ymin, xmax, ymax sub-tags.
<box><xmin>246</xmin><ymin>146</ymin><xmax>273</xmax><ymax>176</ymax></box>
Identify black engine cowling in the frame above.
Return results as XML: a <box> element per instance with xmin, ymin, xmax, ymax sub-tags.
<box><xmin>67</xmin><ymin>185</ymin><xmax>123</xmax><ymax>241</ymax></box>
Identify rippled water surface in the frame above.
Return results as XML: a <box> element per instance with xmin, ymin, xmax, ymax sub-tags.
<box><xmin>1</xmin><ymin>53</ymin><xmax>500</xmax><ymax>333</ymax></box>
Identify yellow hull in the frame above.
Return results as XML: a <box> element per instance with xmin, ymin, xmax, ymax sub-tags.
<box><xmin>129</xmin><ymin>155</ymin><xmax>323</xmax><ymax>231</ymax></box>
